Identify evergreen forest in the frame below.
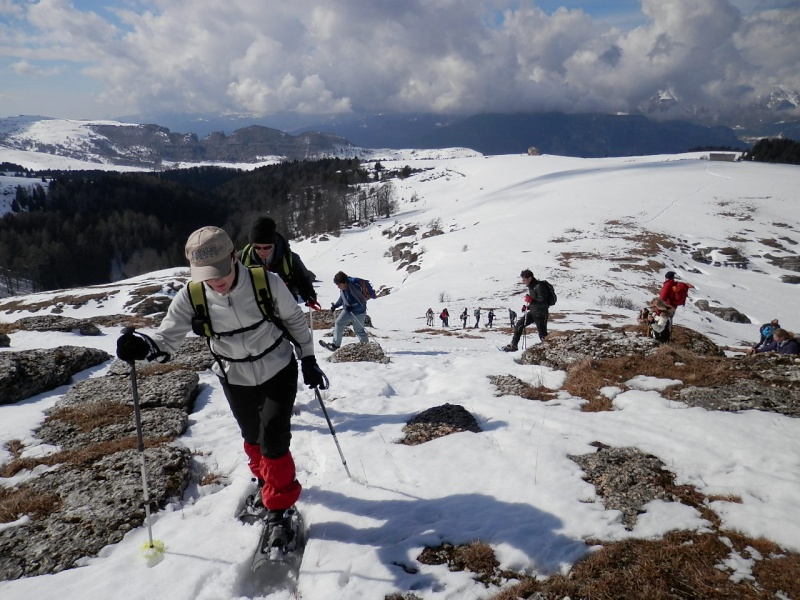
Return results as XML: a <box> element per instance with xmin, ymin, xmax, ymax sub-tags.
<box><xmin>0</xmin><ymin>158</ymin><xmax>412</xmax><ymax>293</ymax></box>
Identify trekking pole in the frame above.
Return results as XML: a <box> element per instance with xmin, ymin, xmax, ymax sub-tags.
<box><xmin>350</xmin><ymin>311</ymin><xmax>377</xmax><ymax>344</ymax></box>
<box><xmin>120</xmin><ymin>329</ymin><xmax>165</xmax><ymax>559</ymax></box>
<box><xmin>314</xmin><ymin>387</ymin><xmax>352</xmax><ymax>479</ymax></box>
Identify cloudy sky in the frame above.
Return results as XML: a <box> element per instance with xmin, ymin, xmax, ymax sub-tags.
<box><xmin>1</xmin><ymin>0</ymin><xmax>798</xmax><ymax>122</ymax></box>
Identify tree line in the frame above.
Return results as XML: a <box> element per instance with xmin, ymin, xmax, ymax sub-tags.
<box><xmin>1</xmin><ymin>158</ymin><xmax>411</xmax><ymax>293</ymax></box>
<box><xmin>742</xmin><ymin>138</ymin><xmax>800</xmax><ymax>165</ymax></box>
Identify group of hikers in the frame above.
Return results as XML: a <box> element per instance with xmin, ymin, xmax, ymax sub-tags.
<box><xmin>638</xmin><ymin>271</ymin><xmax>798</xmax><ymax>355</ymax></box>
<box><xmin>114</xmin><ymin>216</ymin><xmax>375</xmax><ymax>557</ymax></box>
<box><xmin>426</xmin><ymin>307</ymin><xmax>497</xmax><ymax>328</ymax></box>
<box><xmin>424</xmin><ymin>269</ymin><xmax>556</xmax><ymax>352</ymax></box>
<box><xmin>113</xmin><ymin>219</ymin><xmax>797</xmax><ymax>560</ymax></box>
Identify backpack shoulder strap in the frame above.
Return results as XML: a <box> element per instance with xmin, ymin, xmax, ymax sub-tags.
<box><xmin>247</xmin><ymin>265</ymin><xmax>275</xmax><ymax>321</ymax></box>
<box><xmin>187</xmin><ymin>281</ymin><xmax>214</xmax><ymax>337</ymax></box>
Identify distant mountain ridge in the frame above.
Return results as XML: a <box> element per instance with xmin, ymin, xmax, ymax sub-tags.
<box><xmin>0</xmin><ymin>111</ymin><xmax>754</xmax><ymax>168</ymax></box>
<box><xmin>0</xmin><ymin>117</ymin><xmax>358</xmax><ymax>168</ymax></box>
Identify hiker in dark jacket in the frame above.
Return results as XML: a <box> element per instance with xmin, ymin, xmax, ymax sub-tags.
<box><xmin>461</xmin><ymin>308</ymin><xmax>468</xmax><ymax>328</ymax></box>
<box><xmin>474</xmin><ymin>307</ymin><xmax>481</xmax><ymax>328</ymax></box>
<box><xmin>487</xmin><ymin>309</ymin><xmax>494</xmax><ymax>328</ymax></box>
<box><xmin>503</xmin><ymin>269</ymin><xmax>549</xmax><ymax>352</ymax></box>
<box><xmin>327</xmin><ymin>271</ymin><xmax>369</xmax><ymax>349</ymax></box>
<box><xmin>749</xmin><ymin>328</ymin><xmax>799</xmax><ymax>355</ymax></box>
<box><xmin>241</xmin><ymin>216</ymin><xmax>320</xmax><ymax>309</ymax></box>
<box><xmin>753</xmin><ymin>319</ymin><xmax>781</xmax><ymax>351</ymax></box>
<box><xmin>508</xmin><ymin>308</ymin><xmax>517</xmax><ymax>328</ymax></box>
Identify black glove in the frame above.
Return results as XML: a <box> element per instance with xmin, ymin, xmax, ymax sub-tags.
<box><xmin>330</xmin><ymin>303</ymin><xmax>336</xmax><ymax>315</ymax></box>
<box><xmin>301</xmin><ymin>356</ymin><xmax>329</xmax><ymax>390</ymax></box>
<box><xmin>116</xmin><ymin>330</ymin><xmax>151</xmax><ymax>362</ymax></box>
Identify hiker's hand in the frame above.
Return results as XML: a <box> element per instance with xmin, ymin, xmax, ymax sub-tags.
<box><xmin>301</xmin><ymin>356</ymin><xmax>329</xmax><ymax>390</ymax></box>
<box><xmin>306</xmin><ymin>300</ymin><xmax>321</xmax><ymax>311</ymax></box>
<box><xmin>116</xmin><ymin>331</ymin><xmax>150</xmax><ymax>362</ymax></box>
<box><xmin>330</xmin><ymin>303</ymin><xmax>336</xmax><ymax>314</ymax></box>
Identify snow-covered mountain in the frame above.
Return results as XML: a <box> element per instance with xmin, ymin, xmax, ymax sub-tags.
<box><xmin>0</xmin><ymin>116</ymin><xmax>361</xmax><ymax>170</ymax></box>
<box><xmin>1</xmin><ymin>149</ymin><xmax>799</xmax><ymax>599</ymax></box>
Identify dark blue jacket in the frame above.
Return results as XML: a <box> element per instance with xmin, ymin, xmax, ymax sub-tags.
<box><xmin>333</xmin><ymin>280</ymin><xmax>367</xmax><ymax>315</ymax></box>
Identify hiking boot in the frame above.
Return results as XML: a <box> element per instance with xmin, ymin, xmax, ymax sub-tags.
<box><xmin>237</xmin><ymin>479</ymin><xmax>267</xmax><ymax>523</ymax></box>
<box><xmin>265</xmin><ymin>509</ymin><xmax>295</xmax><ymax>551</ymax></box>
<box><xmin>501</xmin><ymin>344</ymin><xmax>518</xmax><ymax>352</ymax></box>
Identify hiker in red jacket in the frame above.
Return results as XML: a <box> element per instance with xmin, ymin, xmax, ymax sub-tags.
<box><xmin>660</xmin><ymin>271</ymin><xmax>693</xmax><ymax>310</ymax></box>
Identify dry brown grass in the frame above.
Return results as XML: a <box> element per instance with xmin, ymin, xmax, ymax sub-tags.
<box><xmin>566</xmin><ymin>344</ymin><xmax>754</xmax><ymax>410</ymax></box>
<box><xmin>0</xmin><ymin>486</ymin><xmax>62</xmax><ymax>523</ymax></box>
<box><xmin>418</xmin><ymin>542</ymin><xmax>518</xmax><ymax>587</ymax></box>
<box><xmin>0</xmin><ymin>436</ymin><xmax>174</xmax><ymax>478</ymax></box>
<box><xmin>487</xmin><ymin>531</ymin><xmax>800</xmax><ymax>600</ymax></box>
<box><xmin>0</xmin><ymin>292</ymin><xmax>112</xmax><ymax>314</ymax></box>
<box><xmin>4</xmin><ymin>439</ymin><xmax>25</xmax><ymax>459</ymax></box>
<box><xmin>47</xmin><ymin>402</ymin><xmax>132</xmax><ymax>432</ymax></box>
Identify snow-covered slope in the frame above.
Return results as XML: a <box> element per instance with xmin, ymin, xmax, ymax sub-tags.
<box><xmin>1</xmin><ymin>151</ymin><xmax>799</xmax><ymax>600</ymax></box>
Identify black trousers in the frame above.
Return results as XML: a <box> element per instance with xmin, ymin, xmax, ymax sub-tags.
<box><xmin>511</xmin><ymin>310</ymin><xmax>548</xmax><ymax>345</ymax></box>
<box><xmin>220</xmin><ymin>359</ymin><xmax>298</xmax><ymax>459</ymax></box>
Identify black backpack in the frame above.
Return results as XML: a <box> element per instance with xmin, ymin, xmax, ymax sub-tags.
<box><xmin>539</xmin><ymin>281</ymin><xmax>557</xmax><ymax>306</ymax></box>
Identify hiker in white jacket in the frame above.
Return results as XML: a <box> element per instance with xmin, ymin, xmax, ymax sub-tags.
<box><xmin>116</xmin><ymin>226</ymin><xmax>326</xmax><ymax>542</ymax></box>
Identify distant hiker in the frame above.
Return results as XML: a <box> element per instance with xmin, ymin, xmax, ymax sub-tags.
<box><xmin>487</xmin><ymin>309</ymin><xmax>494</xmax><ymax>328</ymax></box>
<box><xmin>749</xmin><ymin>328</ymin><xmax>799</xmax><ymax>355</ymax></box>
<box><xmin>241</xmin><ymin>216</ymin><xmax>320</xmax><ymax>309</ymax></box>
<box><xmin>440</xmin><ymin>308</ymin><xmax>450</xmax><ymax>327</ymax></box>
<box><xmin>426</xmin><ymin>308</ymin><xmax>434</xmax><ymax>327</ymax></box>
<box><xmin>461</xmin><ymin>308</ymin><xmax>468</xmax><ymax>328</ymax></box>
<box><xmin>323</xmin><ymin>271</ymin><xmax>371</xmax><ymax>350</ymax></box>
<box><xmin>502</xmin><ymin>270</ymin><xmax>551</xmax><ymax>352</ymax></box>
<box><xmin>115</xmin><ymin>226</ymin><xmax>325</xmax><ymax>550</ymax></box>
<box><xmin>646</xmin><ymin>297</ymin><xmax>675</xmax><ymax>343</ymax></box>
<box><xmin>474</xmin><ymin>307</ymin><xmax>481</xmax><ymax>328</ymax></box>
<box><xmin>508</xmin><ymin>308</ymin><xmax>517</xmax><ymax>328</ymax></box>
<box><xmin>659</xmin><ymin>271</ymin><xmax>693</xmax><ymax>311</ymax></box>
<box><xmin>753</xmin><ymin>319</ymin><xmax>781</xmax><ymax>351</ymax></box>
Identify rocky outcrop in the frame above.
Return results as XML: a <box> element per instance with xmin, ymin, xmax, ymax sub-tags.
<box><xmin>0</xmin><ymin>346</ymin><xmax>111</xmax><ymax>406</ymax></box>
<box><xmin>517</xmin><ymin>329</ymin><xmax>660</xmax><ymax>370</ymax></box>
<box><xmin>12</xmin><ymin>315</ymin><xmax>102</xmax><ymax>335</ymax></box>
<box><xmin>694</xmin><ymin>300</ymin><xmax>750</xmax><ymax>323</ymax></box>
<box><xmin>0</xmin><ymin>341</ymin><xmax>210</xmax><ymax>581</ymax></box>
<box><xmin>324</xmin><ymin>341</ymin><xmax>389</xmax><ymax>364</ymax></box>
<box><xmin>400</xmin><ymin>404</ymin><xmax>481</xmax><ymax>446</ymax></box>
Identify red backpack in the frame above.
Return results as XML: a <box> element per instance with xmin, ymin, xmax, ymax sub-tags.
<box><xmin>671</xmin><ymin>282</ymin><xmax>692</xmax><ymax>306</ymax></box>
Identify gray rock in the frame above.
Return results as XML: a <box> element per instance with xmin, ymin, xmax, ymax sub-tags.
<box><xmin>326</xmin><ymin>341</ymin><xmax>388</xmax><ymax>363</ymax></box>
<box><xmin>14</xmin><ymin>315</ymin><xmax>102</xmax><ymax>335</ymax></box>
<box><xmin>0</xmin><ymin>333</ymin><xmax>9</xmax><ymax>347</ymax></box>
<box><xmin>694</xmin><ymin>300</ymin><xmax>751</xmax><ymax>323</ymax></box>
<box><xmin>0</xmin><ymin>346</ymin><xmax>111</xmax><ymax>406</ymax></box>
<box><xmin>400</xmin><ymin>403</ymin><xmax>481</xmax><ymax>445</ymax></box>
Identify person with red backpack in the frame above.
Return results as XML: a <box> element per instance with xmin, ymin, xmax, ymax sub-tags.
<box><xmin>660</xmin><ymin>271</ymin><xmax>693</xmax><ymax>310</ymax></box>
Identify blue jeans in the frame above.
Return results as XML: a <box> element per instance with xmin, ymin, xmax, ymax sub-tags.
<box><xmin>333</xmin><ymin>310</ymin><xmax>368</xmax><ymax>345</ymax></box>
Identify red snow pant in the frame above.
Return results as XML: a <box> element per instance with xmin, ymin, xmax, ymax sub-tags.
<box><xmin>222</xmin><ymin>359</ymin><xmax>301</xmax><ymax>510</ymax></box>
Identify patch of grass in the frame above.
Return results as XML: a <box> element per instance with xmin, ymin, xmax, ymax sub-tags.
<box><xmin>1</xmin><ymin>436</ymin><xmax>174</xmax><ymax>478</ymax></box>
<box><xmin>47</xmin><ymin>402</ymin><xmax>131</xmax><ymax>432</ymax></box>
<box><xmin>565</xmin><ymin>344</ymin><xmax>755</xmax><ymax>407</ymax></box>
<box><xmin>598</xmin><ymin>295</ymin><xmax>637</xmax><ymax>310</ymax></box>
<box><xmin>418</xmin><ymin>542</ymin><xmax>518</xmax><ymax>587</ymax></box>
<box><xmin>0</xmin><ymin>486</ymin><xmax>62</xmax><ymax>523</ymax></box>
<box><xmin>0</xmin><ymin>292</ymin><xmax>112</xmax><ymax>314</ymax></box>
<box><xmin>4</xmin><ymin>439</ymin><xmax>25</xmax><ymax>459</ymax></box>
<box><xmin>491</xmin><ymin>531</ymin><xmax>800</xmax><ymax>600</ymax></box>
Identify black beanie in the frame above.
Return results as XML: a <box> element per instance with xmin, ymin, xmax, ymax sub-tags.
<box><xmin>665</xmin><ymin>271</ymin><xmax>676</xmax><ymax>280</ymax></box>
<box><xmin>249</xmin><ymin>216</ymin><xmax>277</xmax><ymax>244</ymax></box>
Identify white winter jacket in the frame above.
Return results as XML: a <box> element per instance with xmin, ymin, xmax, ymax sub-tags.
<box><xmin>152</xmin><ymin>262</ymin><xmax>314</xmax><ymax>386</ymax></box>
